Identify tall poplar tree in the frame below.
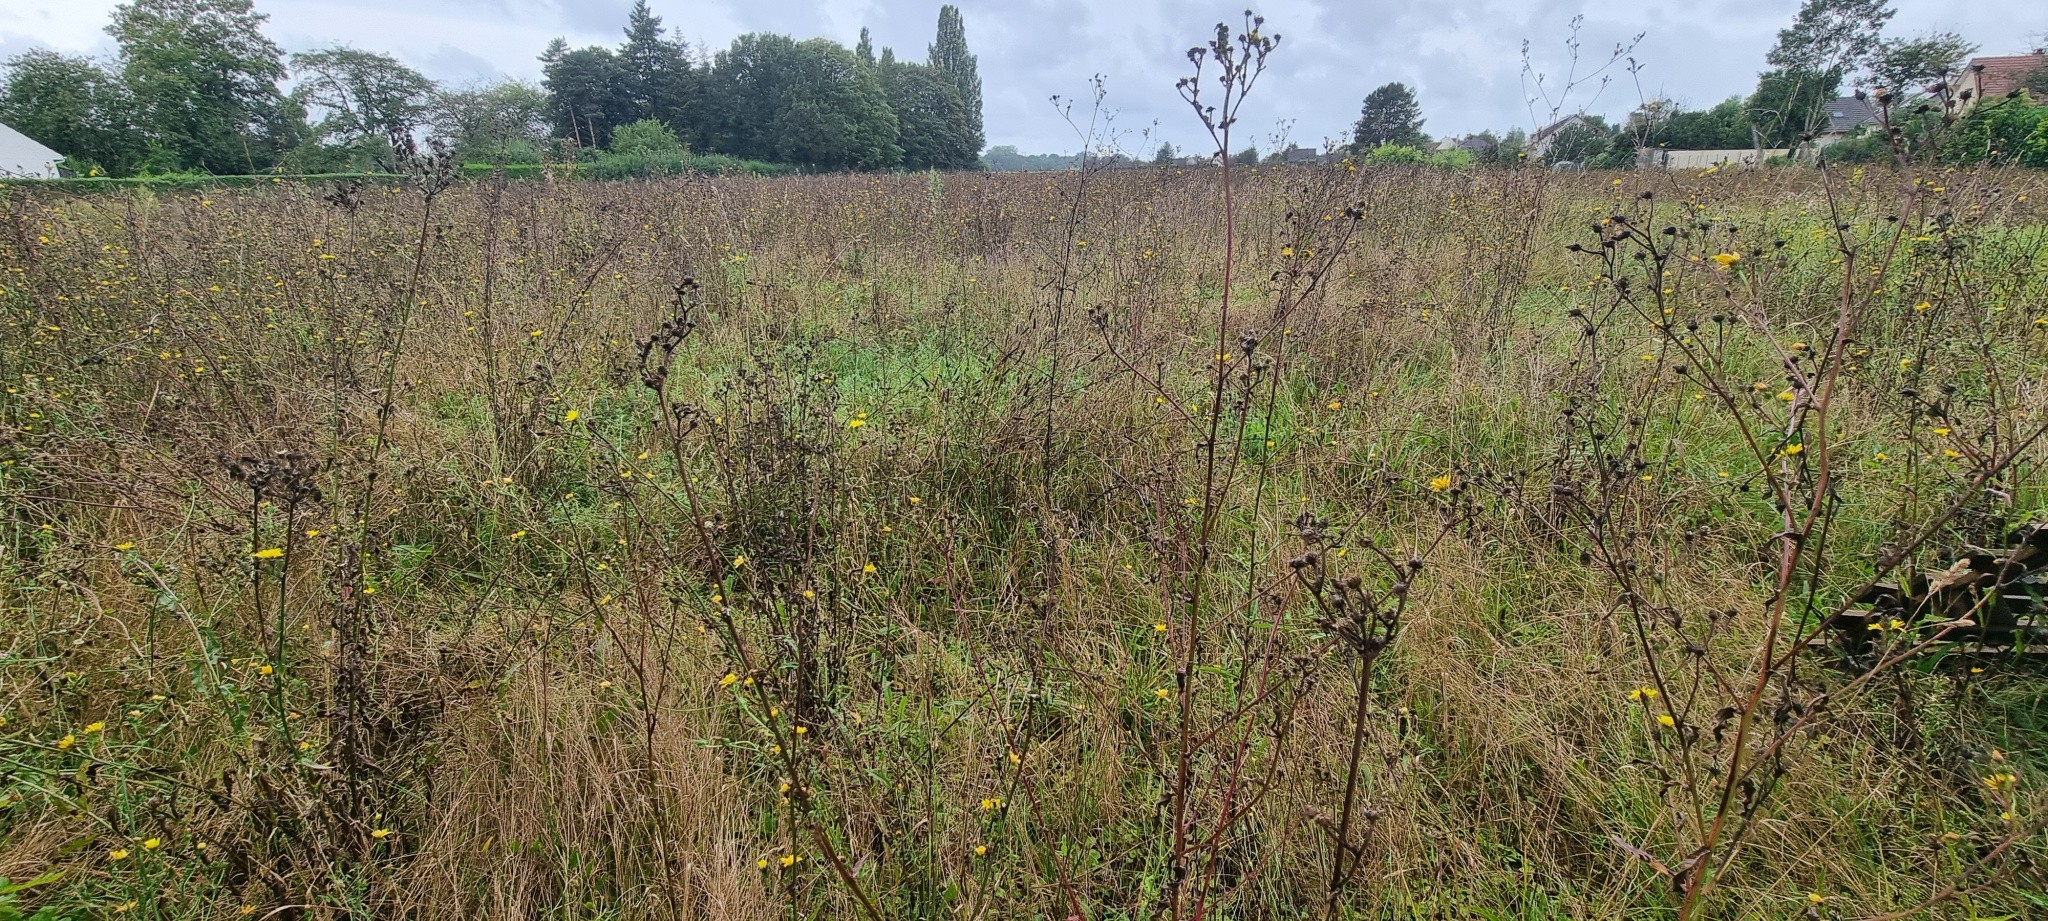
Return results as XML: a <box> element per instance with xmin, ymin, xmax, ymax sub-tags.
<box><xmin>927</xmin><ymin>6</ymin><xmax>983</xmax><ymax>153</ymax></box>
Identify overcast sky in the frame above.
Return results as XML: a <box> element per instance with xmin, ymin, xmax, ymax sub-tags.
<box><xmin>3</xmin><ymin>1</ymin><xmax>2041</xmax><ymax>154</ymax></box>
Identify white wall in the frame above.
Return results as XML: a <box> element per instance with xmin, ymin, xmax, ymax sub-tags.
<box><xmin>1638</xmin><ymin>148</ymin><xmax>1788</xmax><ymax>169</ymax></box>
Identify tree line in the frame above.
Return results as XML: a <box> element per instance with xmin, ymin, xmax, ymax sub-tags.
<box><xmin>1338</xmin><ymin>0</ymin><xmax>2045</xmax><ymax>169</ymax></box>
<box><xmin>0</xmin><ymin>0</ymin><xmax>986</xmax><ymax>178</ymax></box>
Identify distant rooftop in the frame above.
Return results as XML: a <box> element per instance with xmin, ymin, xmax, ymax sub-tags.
<box><xmin>1967</xmin><ymin>52</ymin><xmax>2047</xmax><ymax>100</ymax></box>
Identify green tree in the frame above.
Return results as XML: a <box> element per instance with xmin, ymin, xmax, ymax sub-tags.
<box><xmin>107</xmin><ymin>0</ymin><xmax>289</xmax><ymax>174</ymax></box>
<box><xmin>1869</xmin><ymin>32</ymin><xmax>1976</xmax><ymax>98</ymax></box>
<box><xmin>1232</xmin><ymin>145</ymin><xmax>1259</xmax><ymax>166</ymax></box>
<box><xmin>856</xmin><ymin>28</ymin><xmax>876</xmax><ymax>68</ymax></box>
<box><xmin>429</xmin><ymin>80</ymin><xmax>549</xmax><ymax>164</ymax></box>
<box><xmin>608</xmin><ymin>117</ymin><xmax>683</xmax><ymax>157</ymax></box>
<box><xmin>884</xmin><ymin>62</ymin><xmax>976</xmax><ymax>170</ymax></box>
<box><xmin>701</xmin><ymin>34</ymin><xmax>900</xmax><ymax>171</ymax></box>
<box><xmin>1350</xmin><ymin>82</ymin><xmax>1426</xmax><ymax>150</ymax></box>
<box><xmin>1747</xmin><ymin>68</ymin><xmax>1840</xmax><ymax>147</ymax></box>
<box><xmin>1153</xmin><ymin>142</ymin><xmax>1176</xmax><ymax>164</ymax></box>
<box><xmin>1939</xmin><ymin>96</ymin><xmax>2048</xmax><ymax>165</ymax></box>
<box><xmin>0</xmin><ymin>50</ymin><xmax>144</xmax><ymax>175</ymax></box>
<box><xmin>541</xmin><ymin>39</ymin><xmax>628</xmax><ymax>148</ymax></box>
<box><xmin>618</xmin><ymin>0</ymin><xmax>697</xmax><ymax>139</ymax></box>
<box><xmin>927</xmin><ymin>6</ymin><xmax>983</xmax><ymax>154</ymax></box>
<box><xmin>289</xmin><ymin>46</ymin><xmax>435</xmax><ymax>168</ymax></box>
<box><xmin>1640</xmin><ymin>97</ymin><xmax>1754</xmax><ymax>150</ymax></box>
<box><xmin>1542</xmin><ymin>118</ymin><xmax>1613</xmax><ymax>164</ymax></box>
<box><xmin>1766</xmin><ymin>0</ymin><xmax>1895</xmax><ymax>75</ymax></box>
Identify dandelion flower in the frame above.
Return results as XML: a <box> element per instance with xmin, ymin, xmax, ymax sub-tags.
<box><xmin>252</xmin><ymin>548</ymin><xmax>284</xmax><ymax>559</ymax></box>
<box><xmin>1710</xmin><ymin>253</ymin><xmax>1739</xmax><ymax>268</ymax></box>
<box><xmin>85</xmin><ymin>721</ymin><xmax>105</xmax><ymax>733</ymax></box>
<box><xmin>114</xmin><ymin>542</ymin><xmax>134</xmax><ymax>551</ymax></box>
<box><xmin>1155</xmin><ymin>688</ymin><xmax>1171</xmax><ymax>700</ymax></box>
<box><xmin>109</xmin><ymin>848</ymin><xmax>129</xmax><ymax>860</ymax></box>
<box><xmin>563</xmin><ymin>409</ymin><xmax>579</xmax><ymax>423</ymax></box>
<box><xmin>143</xmin><ymin>838</ymin><xmax>161</xmax><ymax>850</ymax></box>
<box><xmin>1656</xmin><ymin>714</ymin><xmax>1676</xmax><ymax>727</ymax></box>
<box><xmin>371</xmin><ymin>828</ymin><xmax>391</xmax><ymax>839</ymax></box>
<box><xmin>1428</xmin><ymin>473</ymin><xmax>1453</xmax><ymax>493</ymax></box>
<box><xmin>731</xmin><ymin>554</ymin><xmax>747</xmax><ymax>568</ymax></box>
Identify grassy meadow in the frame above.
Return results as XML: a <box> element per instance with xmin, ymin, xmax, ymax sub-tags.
<box><xmin>2</xmin><ymin>159</ymin><xmax>2047</xmax><ymax>919</ymax></box>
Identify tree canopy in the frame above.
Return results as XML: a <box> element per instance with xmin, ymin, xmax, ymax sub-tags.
<box><xmin>1350</xmin><ymin>83</ymin><xmax>1427</xmax><ymax>151</ymax></box>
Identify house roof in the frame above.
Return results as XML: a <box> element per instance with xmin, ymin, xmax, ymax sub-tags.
<box><xmin>1821</xmin><ymin>96</ymin><xmax>1880</xmax><ymax>134</ymax></box>
<box><xmin>1280</xmin><ymin>146</ymin><xmax>1321</xmax><ymax>163</ymax></box>
<box><xmin>0</xmin><ymin>121</ymin><xmax>64</xmax><ymax>178</ymax></box>
<box><xmin>1532</xmin><ymin>114</ymin><xmax>1587</xmax><ymax>143</ymax></box>
<box><xmin>1968</xmin><ymin>53</ymin><xmax>2046</xmax><ymax>99</ymax></box>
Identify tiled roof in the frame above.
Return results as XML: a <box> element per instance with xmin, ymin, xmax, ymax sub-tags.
<box><xmin>1821</xmin><ymin>96</ymin><xmax>1879</xmax><ymax>134</ymax></box>
<box><xmin>1968</xmin><ymin>54</ymin><xmax>2046</xmax><ymax>99</ymax></box>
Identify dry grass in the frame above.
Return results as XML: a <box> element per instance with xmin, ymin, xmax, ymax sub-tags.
<box><xmin>1</xmin><ymin>158</ymin><xmax>2046</xmax><ymax>920</ymax></box>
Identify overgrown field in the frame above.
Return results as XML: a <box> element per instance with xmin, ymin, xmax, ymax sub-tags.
<box><xmin>2</xmin><ymin>161</ymin><xmax>2047</xmax><ymax>920</ymax></box>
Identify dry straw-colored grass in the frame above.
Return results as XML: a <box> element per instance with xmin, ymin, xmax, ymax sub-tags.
<box><xmin>1</xmin><ymin>155</ymin><xmax>2046</xmax><ymax>920</ymax></box>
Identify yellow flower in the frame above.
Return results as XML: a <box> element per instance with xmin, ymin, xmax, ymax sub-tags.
<box><xmin>975</xmin><ymin>844</ymin><xmax>988</xmax><ymax>856</ymax></box>
<box><xmin>114</xmin><ymin>542</ymin><xmax>134</xmax><ymax>551</ymax></box>
<box><xmin>1326</xmin><ymin>400</ymin><xmax>1342</xmax><ymax>411</ymax></box>
<box><xmin>720</xmin><ymin>673</ymin><xmax>739</xmax><ymax>687</ymax></box>
<box><xmin>1156</xmin><ymin>688</ymin><xmax>1171</xmax><ymax>700</ymax></box>
<box><xmin>908</xmin><ymin>496</ymin><xmax>921</xmax><ymax>505</ymax></box>
<box><xmin>1782</xmin><ymin>443</ymin><xmax>1804</xmax><ymax>456</ymax></box>
<box><xmin>258</xmin><ymin>664</ymin><xmax>274</xmax><ymax>676</ymax></box>
<box><xmin>1428</xmin><ymin>473</ymin><xmax>1453</xmax><ymax>493</ymax></box>
<box><xmin>371</xmin><ymin>828</ymin><xmax>391</xmax><ymax>839</ymax></box>
<box><xmin>1656</xmin><ymin>714</ymin><xmax>1676</xmax><ymax>727</ymax></box>
<box><xmin>1710</xmin><ymin>252</ymin><xmax>1739</xmax><ymax>268</ymax></box>
<box><xmin>57</xmin><ymin>734</ymin><xmax>76</xmax><ymax>750</ymax></box>
<box><xmin>252</xmin><ymin>547</ymin><xmax>285</xmax><ymax>559</ymax></box>
<box><xmin>780</xmin><ymin>853</ymin><xmax>798</xmax><ymax>867</ymax></box>
<box><xmin>1808</xmin><ymin>892</ymin><xmax>1825</xmax><ymax>904</ymax></box>
<box><xmin>862</xmin><ymin>563</ymin><xmax>876</xmax><ymax>574</ymax></box>
<box><xmin>562</xmin><ymin>409</ymin><xmax>579</xmax><ymax>423</ymax></box>
<box><xmin>731</xmin><ymin>554</ymin><xmax>747</xmax><ymax>568</ymax></box>
<box><xmin>85</xmin><ymin>721</ymin><xmax>105</xmax><ymax>733</ymax></box>
<box><xmin>143</xmin><ymin>838</ymin><xmax>161</xmax><ymax>850</ymax></box>
<box><xmin>1913</xmin><ymin>301</ymin><xmax>1931</xmax><ymax>312</ymax></box>
<box><xmin>846</xmin><ymin>417</ymin><xmax>866</xmax><ymax>429</ymax></box>
<box><xmin>109</xmin><ymin>848</ymin><xmax>129</xmax><ymax>860</ymax></box>
<box><xmin>1154</xmin><ymin>622</ymin><xmax>1167</xmax><ymax>633</ymax></box>
<box><xmin>757</xmin><ymin>858</ymin><xmax>769</xmax><ymax>869</ymax></box>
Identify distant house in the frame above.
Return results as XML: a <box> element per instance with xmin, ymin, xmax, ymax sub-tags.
<box><xmin>1527</xmin><ymin>114</ymin><xmax>1592</xmax><ymax>159</ymax></box>
<box><xmin>1278</xmin><ymin>145</ymin><xmax>1322</xmax><ymax>164</ymax></box>
<box><xmin>0</xmin><ymin>122</ymin><xmax>64</xmax><ymax>179</ymax></box>
<box><xmin>1815</xmin><ymin>96</ymin><xmax>1881</xmax><ymax>146</ymax></box>
<box><xmin>1960</xmin><ymin>51</ymin><xmax>2046</xmax><ymax>108</ymax></box>
<box><xmin>1432</xmin><ymin>135</ymin><xmax>1492</xmax><ymax>154</ymax></box>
